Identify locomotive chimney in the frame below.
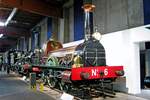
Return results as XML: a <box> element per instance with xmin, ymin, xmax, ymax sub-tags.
<box><xmin>83</xmin><ymin>0</ymin><xmax>95</xmax><ymax>40</ymax></box>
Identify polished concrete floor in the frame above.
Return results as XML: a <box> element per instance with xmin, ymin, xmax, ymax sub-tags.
<box><xmin>0</xmin><ymin>71</ymin><xmax>150</xmax><ymax>100</ymax></box>
<box><xmin>135</xmin><ymin>89</ymin><xmax>150</xmax><ymax>100</ymax></box>
<box><xmin>0</xmin><ymin>71</ymin><xmax>55</xmax><ymax>100</ymax></box>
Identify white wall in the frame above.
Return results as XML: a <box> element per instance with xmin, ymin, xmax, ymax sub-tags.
<box><xmin>101</xmin><ymin>25</ymin><xmax>150</xmax><ymax>94</ymax></box>
<box><xmin>63</xmin><ymin>24</ymin><xmax>150</xmax><ymax>94</ymax></box>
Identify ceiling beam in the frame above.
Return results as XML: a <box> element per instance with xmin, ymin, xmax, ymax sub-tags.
<box><xmin>0</xmin><ymin>26</ymin><xmax>30</xmax><ymax>37</ymax></box>
<box><xmin>0</xmin><ymin>0</ymin><xmax>62</xmax><ymax>18</ymax></box>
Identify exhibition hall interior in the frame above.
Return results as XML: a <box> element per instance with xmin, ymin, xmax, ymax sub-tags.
<box><xmin>0</xmin><ymin>0</ymin><xmax>150</xmax><ymax>100</ymax></box>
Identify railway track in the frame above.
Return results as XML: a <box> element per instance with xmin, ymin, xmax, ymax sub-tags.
<box><xmin>42</xmin><ymin>83</ymin><xmax>116</xmax><ymax>100</ymax></box>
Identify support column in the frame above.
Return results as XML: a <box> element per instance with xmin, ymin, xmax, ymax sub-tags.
<box><xmin>69</xmin><ymin>6</ymin><xmax>74</xmax><ymax>42</ymax></box>
<box><xmin>29</xmin><ymin>37</ymin><xmax>31</xmax><ymax>51</ymax></box>
<box><xmin>128</xmin><ymin>43</ymin><xmax>141</xmax><ymax>94</ymax></box>
<box><xmin>64</xmin><ymin>8</ymin><xmax>70</xmax><ymax>43</ymax></box>
<box><xmin>40</xmin><ymin>18</ymin><xmax>47</xmax><ymax>48</ymax></box>
<box><xmin>59</xmin><ymin>18</ymin><xmax>64</xmax><ymax>43</ymax></box>
<box><xmin>52</xmin><ymin>18</ymin><xmax>59</xmax><ymax>40</ymax></box>
<box><xmin>127</xmin><ymin>0</ymin><xmax>144</xmax><ymax>27</ymax></box>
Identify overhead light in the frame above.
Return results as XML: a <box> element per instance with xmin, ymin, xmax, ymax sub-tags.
<box><xmin>5</xmin><ymin>8</ymin><xmax>17</xmax><ymax>26</ymax></box>
<box><xmin>0</xmin><ymin>8</ymin><xmax>17</xmax><ymax>27</ymax></box>
<box><xmin>0</xmin><ymin>22</ymin><xmax>5</xmax><ymax>26</ymax></box>
<box><xmin>0</xmin><ymin>34</ymin><xmax>3</xmax><ymax>38</ymax></box>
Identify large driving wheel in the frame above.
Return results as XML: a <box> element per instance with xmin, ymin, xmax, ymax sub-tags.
<box><xmin>63</xmin><ymin>83</ymin><xmax>71</xmax><ymax>93</ymax></box>
<box><xmin>47</xmin><ymin>76</ymin><xmax>57</xmax><ymax>88</ymax></box>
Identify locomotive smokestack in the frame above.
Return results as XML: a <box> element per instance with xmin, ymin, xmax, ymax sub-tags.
<box><xmin>83</xmin><ymin>0</ymin><xmax>95</xmax><ymax>40</ymax></box>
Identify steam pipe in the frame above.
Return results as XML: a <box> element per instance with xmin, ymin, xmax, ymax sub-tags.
<box><xmin>82</xmin><ymin>0</ymin><xmax>95</xmax><ymax>40</ymax></box>
<box><xmin>84</xmin><ymin>11</ymin><xmax>90</xmax><ymax>39</ymax></box>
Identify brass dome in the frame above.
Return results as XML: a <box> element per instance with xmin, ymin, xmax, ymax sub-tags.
<box><xmin>44</xmin><ymin>39</ymin><xmax>63</xmax><ymax>56</ymax></box>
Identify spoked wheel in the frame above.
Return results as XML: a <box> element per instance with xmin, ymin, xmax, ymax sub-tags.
<box><xmin>58</xmin><ymin>81</ymin><xmax>63</xmax><ymax>91</ymax></box>
<box><xmin>63</xmin><ymin>84</ymin><xmax>71</xmax><ymax>93</ymax></box>
<box><xmin>59</xmin><ymin>81</ymin><xmax>71</xmax><ymax>93</ymax></box>
<box><xmin>41</xmin><ymin>72</ymin><xmax>45</xmax><ymax>83</ymax></box>
<box><xmin>42</xmin><ymin>75</ymin><xmax>48</xmax><ymax>85</ymax></box>
<box><xmin>47</xmin><ymin>77</ymin><xmax>57</xmax><ymax>88</ymax></box>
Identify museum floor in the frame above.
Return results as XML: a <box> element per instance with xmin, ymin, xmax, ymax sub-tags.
<box><xmin>0</xmin><ymin>71</ymin><xmax>150</xmax><ymax>100</ymax></box>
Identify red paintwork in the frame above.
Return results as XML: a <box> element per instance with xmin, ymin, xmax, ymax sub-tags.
<box><xmin>71</xmin><ymin>66</ymin><xmax>124</xmax><ymax>81</ymax></box>
<box><xmin>32</xmin><ymin>67</ymin><xmax>41</xmax><ymax>73</ymax></box>
<box><xmin>23</xmin><ymin>64</ymin><xmax>41</xmax><ymax>73</ymax></box>
<box><xmin>45</xmin><ymin>40</ymin><xmax>63</xmax><ymax>56</ymax></box>
<box><xmin>23</xmin><ymin>64</ymin><xmax>30</xmax><ymax>70</ymax></box>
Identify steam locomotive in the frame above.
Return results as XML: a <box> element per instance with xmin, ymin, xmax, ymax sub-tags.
<box><xmin>39</xmin><ymin>35</ymin><xmax>124</xmax><ymax>95</ymax></box>
<box><xmin>39</xmin><ymin>1</ymin><xmax>124</xmax><ymax>96</ymax></box>
<box><xmin>12</xmin><ymin>0</ymin><xmax>124</xmax><ymax>97</ymax></box>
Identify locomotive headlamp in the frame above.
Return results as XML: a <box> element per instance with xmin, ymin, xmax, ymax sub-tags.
<box><xmin>92</xmin><ymin>31</ymin><xmax>102</xmax><ymax>40</ymax></box>
<box><xmin>92</xmin><ymin>26</ymin><xmax>102</xmax><ymax>40</ymax></box>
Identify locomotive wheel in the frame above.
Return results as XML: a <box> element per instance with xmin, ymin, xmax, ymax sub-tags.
<box><xmin>58</xmin><ymin>81</ymin><xmax>71</xmax><ymax>92</ymax></box>
<box><xmin>42</xmin><ymin>75</ymin><xmax>49</xmax><ymax>85</ymax></box>
<box><xmin>41</xmin><ymin>73</ymin><xmax>46</xmax><ymax>84</ymax></box>
<box><xmin>63</xmin><ymin>84</ymin><xmax>71</xmax><ymax>93</ymax></box>
<box><xmin>47</xmin><ymin>77</ymin><xmax>57</xmax><ymax>88</ymax></box>
<box><xmin>58</xmin><ymin>81</ymin><xmax>63</xmax><ymax>91</ymax></box>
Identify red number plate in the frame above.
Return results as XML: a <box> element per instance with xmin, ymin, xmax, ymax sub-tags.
<box><xmin>71</xmin><ymin>66</ymin><xmax>123</xmax><ymax>81</ymax></box>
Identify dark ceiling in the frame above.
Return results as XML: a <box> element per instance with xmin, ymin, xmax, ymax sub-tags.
<box><xmin>0</xmin><ymin>0</ymin><xmax>69</xmax><ymax>52</ymax></box>
<box><xmin>9</xmin><ymin>10</ymin><xmax>44</xmax><ymax>30</ymax></box>
<box><xmin>0</xmin><ymin>6</ymin><xmax>12</xmax><ymax>22</ymax></box>
<box><xmin>44</xmin><ymin>0</ymin><xmax>69</xmax><ymax>6</ymax></box>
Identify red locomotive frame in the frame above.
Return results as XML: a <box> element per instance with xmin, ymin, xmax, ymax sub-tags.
<box><xmin>71</xmin><ymin>66</ymin><xmax>124</xmax><ymax>81</ymax></box>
